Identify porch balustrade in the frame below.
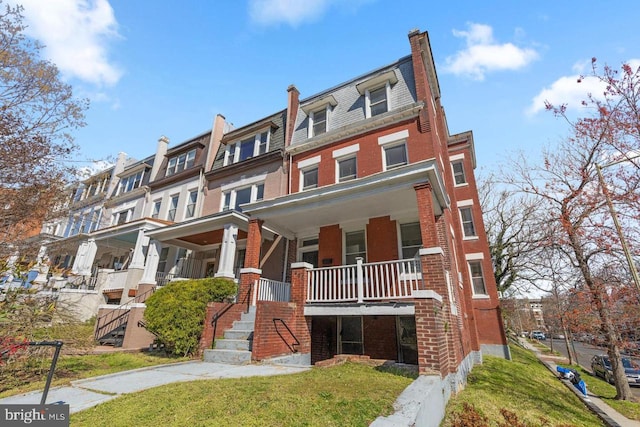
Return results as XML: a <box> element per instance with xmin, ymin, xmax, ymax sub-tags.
<box><xmin>306</xmin><ymin>258</ymin><xmax>422</xmax><ymax>303</ymax></box>
<box><xmin>252</xmin><ymin>278</ymin><xmax>291</xmax><ymax>305</ymax></box>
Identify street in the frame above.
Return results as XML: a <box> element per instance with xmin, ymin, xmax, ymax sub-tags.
<box><xmin>545</xmin><ymin>338</ymin><xmax>640</xmax><ymax>398</ymax></box>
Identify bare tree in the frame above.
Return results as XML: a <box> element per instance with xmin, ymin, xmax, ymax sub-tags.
<box><xmin>0</xmin><ymin>2</ymin><xmax>87</xmax><ymax>262</ymax></box>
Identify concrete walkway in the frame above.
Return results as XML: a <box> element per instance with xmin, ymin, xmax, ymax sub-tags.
<box><xmin>520</xmin><ymin>338</ymin><xmax>640</xmax><ymax>427</ymax></box>
<box><xmin>0</xmin><ymin>361</ymin><xmax>310</xmax><ymax>414</ymax></box>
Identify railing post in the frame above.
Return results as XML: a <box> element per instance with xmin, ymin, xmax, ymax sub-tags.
<box><xmin>356</xmin><ymin>257</ymin><xmax>364</xmax><ymax>303</ymax></box>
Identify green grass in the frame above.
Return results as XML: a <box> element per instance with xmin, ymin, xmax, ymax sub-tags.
<box><xmin>441</xmin><ymin>344</ymin><xmax>604</xmax><ymax>426</ymax></box>
<box><xmin>574</xmin><ymin>366</ymin><xmax>640</xmax><ymax>420</ymax></box>
<box><xmin>71</xmin><ymin>362</ymin><xmax>413</xmax><ymax>427</ymax></box>
<box><xmin>0</xmin><ymin>352</ymin><xmax>187</xmax><ymax>398</ymax></box>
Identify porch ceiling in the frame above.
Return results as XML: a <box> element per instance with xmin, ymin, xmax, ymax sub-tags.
<box><xmin>244</xmin><ymin>159</ymin><xmax>448</xmax><ymax>238</ymax></box>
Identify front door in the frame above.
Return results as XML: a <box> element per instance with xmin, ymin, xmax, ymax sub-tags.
<box><xmin>397</xmin><ymin>316</ymin><xmax>418</xmax><ymax>364</ymax></box>
<box><xmin>338</xmin><ymin>316</ymin><xmax>363</xmax><ymax>354</ymax></box>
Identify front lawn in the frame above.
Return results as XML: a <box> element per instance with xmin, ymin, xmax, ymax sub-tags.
<box><xmin>71</xmin><ymin>362</ymin><xmax>414</xmax><ymax>427</ymax></box>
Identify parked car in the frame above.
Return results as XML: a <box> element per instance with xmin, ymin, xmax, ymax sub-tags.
<box><xmin>531</xmin><ymin>331</ymin><xmax>546</xmax><ymax>340</ymax></box>
<box><xmin>591</xmin><ymin>355</ymin><xmax>640</xmax><ymax>386</ymax></box>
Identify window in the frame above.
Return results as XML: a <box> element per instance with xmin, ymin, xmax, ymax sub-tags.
<box><xmin>166</xmin><ymin>149</ymin><xmax>196</xmax><ymax>176</ymax></box>
<box><xmin>151</xmin><ymin>200</ymin><xmax>161</xmax><ymax>219</ymax></box>
<box><xmin>311</xmin><ymin>108</ymin><xmax>327</xmax><ymax>137</ymax></box>
<box><xmin>157</xmin><ymin>247</ymin><xmax>169</xmax><ymax>273</ymax></box>
<box><xmin>345</xmin><ymin>230</ymin><xmax>366</xmax><ymax>265</ymax></box>
<box><xmin>460</xmin><ymin>207</ymin><xmax>476</xmax><ymax>238</ymax></box>
<box><xmin>298</xmin><ymin>237</ymin><xmax>319</xmax><ymax>268</ymax></box>
<box><xmin>234</xmin><ymin>249</ymin><xmax>246</xmax><ymax>278</ymax></box>
<box><xmin>302</xmin><ymin>167</ymin><xmax>318</xmax><ymax>190</ymax></box>
<box><xmin>452</xmin><ymin>161</ymin><xmax>466</xmax><ymax>185</ymax></box>
<box><xmin>167</xmin><ymin>195</ymin><xmax>179</xmax><ymax>221</ymax></box>
<box><xmin>185</xmin><ymin>190</ymin><xmax>198</xmax><ymax>218</ymax></box>
<box><xmin>337</xmin><ymin>156</ymin><xmax>357</xmax><ymax>182</ymax></box>
<box><xmin>221</xmin><ymin>183</ymin><xmax>265</xmax><ymax>212</ymax></box>
<box><xmin>383</xmin><ymin>143</ymin><xmax>407</xmax><ymax>170</ymax></box>
<box><xmin>368</xmin><ymin>85</ymin><xmax>388</xmax><ymax>117</ymax></box>
<box><xmin>113</xmin><ymin>209</ymin><xmax>132</xmax><ymax>226</ymax></box>
<box><xmin>224</xmin><ymin>131</ymin><xmax>270</xmax><ymax>166</ymax></box>
<box><xmin>469</xmin><ymin>261</ymin><xmax>487</xmax><ymax>295</ymax></box>
<box><xmin>118</xmin><ymin>171</ymin><xmax>144</xmax><ymax>194</ymax></box>
<box><xmin>400</xmin><ymin>222</ymin><xmax>421</xmax><ymax>259</ymax></box>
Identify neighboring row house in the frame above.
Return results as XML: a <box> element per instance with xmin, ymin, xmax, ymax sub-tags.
<box><xmin>36</xmin><ymin>30</ymin><xmax>507</xmax><ymax>401</ymax></box>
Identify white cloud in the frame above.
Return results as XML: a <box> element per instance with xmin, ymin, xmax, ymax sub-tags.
<box><xmin>444</xmin><ymin>23</ymin><xmax>539</xmax><ymax>80</ymax></box>
<box><xmin>9</xmin><ymin>0</ymin><xmax>122</xmax><ymax>86</ymax></box>
<box><xmin>249</xmin><ymin>0</ymin><xmax>365</xmax><ymax>27</ymax></box>
<box><xmin>527</xmin><ymin>58</ymin><xmax>640</xmax><ymax>115</ymax></box>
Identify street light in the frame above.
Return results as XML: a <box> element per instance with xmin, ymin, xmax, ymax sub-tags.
<box><xmin>595</xmin><ymin>154</ymin><xmax>640</xmax><ymax>295</ymax></box>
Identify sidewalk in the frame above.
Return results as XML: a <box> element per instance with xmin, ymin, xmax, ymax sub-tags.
<box><xmin>0</xmin><ymin>360</ymin><xmax>310</xmax><ymax>414</ymax></box>
<box><xmin>520</xmin><ymin>338</ymin><xmax>640</xmax><ymax>427</ymax></box>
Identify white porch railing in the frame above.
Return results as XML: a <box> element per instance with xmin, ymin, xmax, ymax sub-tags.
<box><xmin>252</xmin><ymin>278</ymin><xmax>291</xmax><ymax>305</ymax></box>
<box><xmin>306</xmin><ymin>258</ymin><xmax>422</xmax><ymax>303</ymax></box>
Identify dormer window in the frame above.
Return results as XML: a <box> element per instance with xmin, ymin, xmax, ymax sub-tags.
<box><xmin>224</xmin><ymin>131</ymin><xmax>270</xmax><ymax>166</ymax></box>
<box><xmin>166</xmin><ymin>149</ymin><xmax>196</xmax><ymax>176</ymax></box>
<box><xmin>117</xmin><ymin>170</ymin><xmax>144</xmax><ymax>195</ymax></box>
<box><xmin>301</xmin><ymin>95</ymin><xmax>337</xmax><ymax>139</ymax></box>
<box><xmin>356</xmin><ymin>70</ymin><xmax>398</xmax><ymax>119</ymax></box>
<box><xmin>310</xmin><ymin>108</ymin><xmax>327</xmax><ymax>137</ymax></box>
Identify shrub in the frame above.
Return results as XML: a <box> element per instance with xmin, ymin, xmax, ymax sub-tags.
<box><xmin>143</xmin><ymin>278</ymin><xmax>236</xmax><ymax>356</ymax></box>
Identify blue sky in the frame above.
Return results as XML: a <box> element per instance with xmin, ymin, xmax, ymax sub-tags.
<box><xmin>9</xmin><ymin>0</ymin><xmax>640</xmax><ymax>175</ymax></box>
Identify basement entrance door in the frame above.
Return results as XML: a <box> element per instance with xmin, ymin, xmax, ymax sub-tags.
<box><xmin>338</xmin><ymin>316</ymin><xmax>363</xmax><ymax>354</ymax></box>
<box><xmin>397</xmin><ymin>316</ymin><xmax>418</xmax><ymax>364</ymax></box>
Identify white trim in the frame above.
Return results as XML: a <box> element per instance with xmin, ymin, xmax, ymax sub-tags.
<box><xmin>332</xmin><ymin>144</ymin><xmax>360</xmax><ymax>159</ymax></box>
<box><xmin>449</xmin><ymin>153</ymin><xmax>465</xmax><ymax>161</ymax></box>
<box><xmin>335</xmin><ymin>155</ymin><xmax>357</xmax><ymax>183</ymax></box>
<box><xmin>465</xmin><ymin>252</ymin><xmax>484</xmax><ymax>260</ymax></box>
<box><xmin>411</xmin><ymin>289</ymin><xmax>443</xmax><ymax>302</ymax></box>
<box><xmin>304</xmin><ymin>303</ymin><xmax>414</xmax><ymax>316</ymax></box>
<box><xmin>356</xmin><ymin>70</ymin><xmax>398</xmax><ymax>95</ymax></box>
<box><xmin>298</xmin><ymin>155</ymin><xmax>322</xmax><ymax>169</ymax></box>
<box><xmin>419</xmin><ymin>247</ymin><xmax>444</xmax><ymax>256</ymax></box>
<box><xmin>239</xmin><ymin>267</ymin><xmax>262</xmax><ymax>275</ymax></box>
<box><xmin>300</xmin><ymin>94</ymin><xmax>337</xmax><ymax>114</ymax></box>
<box><xmin>472</xmin><ymin>295</ymin><xmax>491</xmax><ymax>300</ymax></box>
<box><xmin>457</xmin><ymin>199</ymin><xmax>473</xmax><ymax>207</ymax></box>
<box><xmin>291</xmin><ymin>262</ymin><xmax>313</xmax><ymax>269</ymax></box>
<box><xmin>378</xmin><ymin>129</ymin><xmax>409</xmax><ymax>146</ymax></box>
<box><xmin>220</xmin><ymin>173</ymin><xmax>268</xmax><ymax>192</ymax></box>
<box><xmin>381</xmin><ymin>140</ymin><xmax>408</xmax><ymax>171</ymax></box>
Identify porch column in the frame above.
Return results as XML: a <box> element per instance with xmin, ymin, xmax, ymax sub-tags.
<box><xmin>79</xmin><ymin>238</ymin><xmax>98</xmax><ymax>276</ymax></box>
<box><xmin>413</xmin><ymin>182</ymin><xmax>439</xmax><ymax>248</ymax></box>
<box><xmin>71</xmin><ymin>240</ymin><xmax>89</xmax><ymax>275</ymax></box>
<box><xmin>290</xmin><ymin>262</ymin><xmax>312</xmax><ymax>354</ymax></box>
<box><xmin>215</xmin><ymin>223</ymin><xmax>238</xmax><ymax>279</ymax></box>
<box><xmin>238</xmin><ymin>219</ymin><xmax>262</xmax><ymax>303</ymax></box>
<box><xmin>139</xmin><ymin>239</ymin><xmax>161</xmax><ymax>285</ymax></box>
<box><xmin>129</xmin><ymin>229</ymin><xmax>149</xmax><ymax>269</ymax></box>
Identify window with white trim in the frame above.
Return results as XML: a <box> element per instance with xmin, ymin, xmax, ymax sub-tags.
<box><xmin>383</xmin><ymin>142</ymin><xmax>407</xmax><ymax>170</ymax></box>
<box><xmin>298</xmin><ymin>237</ymin><xmax>319</xmax><ymax>268</ymax></box>
<box><xmin>113</xmin><ymin>208</ymin><xmax>132</xmax><ymax>226</ymax></box>
<box><xmin>468</xmin><ymin>261</ymin><xmax>487</xmax><ymax>295</ymax></box>
<box><xmin>157</xmin><ymin>247</ymin><xmax>170</xmax><ymax>273</ymax></box>
<box><xmin>166</xmin><ymin>149</ymin><xmax>196</xmax><ymax>176</ymax></box>
<box><xmin>345</xmin><ymin>230</ymin><xmax>366</xmax><ymax>265</ymax></box>
<box><xmin>301</xmin><ymin>167</ymin><xmax>318</xmax><ymax>190</ymax></box>
<box><xmin>185</xmin><ymin>190</ymin><xmax>198</xmax><ymax>218</ymax></box>
<box><xmin>460</xmin><ymin>207</ymin><xmax>477</xmax><ymax>238</ymax></box>
<box><xmin>118</xmin><ymin>170</ymin><xmax>144</xmax><ymax>194</ymax></box>
<box><xmin>451</xmin><ymin>161</ymin><xmax>466</xmax><ymax>185</ymax></box>
<box><xmin>337</xmin><ymin>156</ymin><xmax>357</xmax><ymax>182</ymax></box>
<box><xmin>167</xmin><ymin>195</ymin><xmax>179</xmax><ymax>221</ymax></box>
<box><xmin>367</xmin><ymin>85</ymin><xmax>388</xmax><ymax>117</ymax></box>
<box><xmin>223</xmin><ymin>131</ymin><xmax>270</xmax><ymax>166</ymax></box>
<box><xmin>221</xmin><ymin>183</ymin><xmax>265</xmax><ymax>212</ymax></box>
<box><xmin>151</xmin><ymin>200</ymin><xmax>161</xmax><ymax>219</ymax></box>
<box><xmin>310</xmin><ymin>108</ymin><xmax>327</xmax><ymax>137</ymax></box>
<box><xmin>400</xmin><ymin>222</ymin><xmax>421</xmax><ymax>259</ymax></box>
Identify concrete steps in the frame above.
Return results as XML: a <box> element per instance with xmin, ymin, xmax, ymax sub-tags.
<box><xmin>203</xmin><ymin>307</ymin><xmax>255</xmax><ymax>364</ymax></box>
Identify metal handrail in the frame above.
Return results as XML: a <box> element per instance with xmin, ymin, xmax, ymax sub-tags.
<box><xmin>94</xmin><ymin>287</ymin><xmax>156</xmax><ymax>341</ymax></box>
<box><xmin>273</xmin><ymin>318</ymin><xmax>299</xmax><ymax>353</ymax></box>
<box><xmin>210</xmin><ymin>283</ymin><xmax>252</xmax><ymax>349</ymax></box>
